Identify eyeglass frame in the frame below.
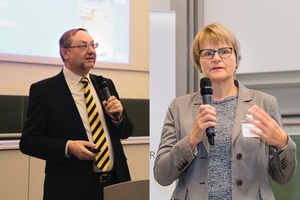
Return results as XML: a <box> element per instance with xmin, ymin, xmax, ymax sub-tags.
<box><xmin>64</xmin><ymin>42</ymin><xmax>99</xmax><ymax>51</ymax></box>
<box><xmin>199</xmin><ymin>47</ymin><xmax>234</xmax><ymax>59</ymax></box>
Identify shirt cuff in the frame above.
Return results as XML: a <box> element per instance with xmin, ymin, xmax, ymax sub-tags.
<box><xmin>271</xmin><ymin>144</ymin><xmax>287</xmax><ymax>154</ymax></box>
<box><xmin>112</xmin><ymin>115</ymin><xmax>123</xmax><ymax>124</ymax></box>
<box><xmin>192</xmin><ymin>146</ymin><xmax>199</xmax><ymax>156</ymax></box>
<box><xmin>65</xmin><ymin>140</ymin><xmax>71</xmax><ymax>158</ymax></box>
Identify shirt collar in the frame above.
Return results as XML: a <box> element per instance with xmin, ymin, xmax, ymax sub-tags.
<box><xmin>63</xmin><ymin>67</ymin><xmax>91</xmax><ymax>85</ymax></box>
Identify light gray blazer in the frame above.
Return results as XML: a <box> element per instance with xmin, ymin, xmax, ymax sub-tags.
<box><xmin>153</xmin><ymin>80</ymin><xmax>297</xmax><ymax>200</ymax></box>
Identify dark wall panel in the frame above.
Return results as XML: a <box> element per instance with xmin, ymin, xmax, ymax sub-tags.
<box><xmin>0</xmin><ymin>95</ymin><xmax>149</xmax><ymax>138</ymax></box>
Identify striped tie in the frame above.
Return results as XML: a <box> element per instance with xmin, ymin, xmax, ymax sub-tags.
<box><xmin>81</xmin><ymin>77</ymin><xmax>110</xmax><ymax>171</ymax></box>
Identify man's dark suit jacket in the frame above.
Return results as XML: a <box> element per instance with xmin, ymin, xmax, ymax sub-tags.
<box><xmin>19</xmin><ymin>70</ymin><xmax>133</xmax><ymax>200</ymax></box>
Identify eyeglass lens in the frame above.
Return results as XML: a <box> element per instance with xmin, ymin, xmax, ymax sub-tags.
<box><xmin>200</xmin><ymin>48</ymin><xmax>233</xmax><ymax>59</ymax></box>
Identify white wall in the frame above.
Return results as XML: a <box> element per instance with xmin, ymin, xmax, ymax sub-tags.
<box><xmin>0</xmin><ymin>143</ymin><xmax>149</xmax><ymax>200</ymax></box>
<box><xmin>203</xmin><ymin>0</ymin><xmax>300</xmax><ymax>116</ymax></box>
<box><xmin>150</xmin><ymin>0</ymin><xmax>170</xmax><ymax>11</ymax></box>
<box><xmin>0</xmin><ymin>60</ymin><xmax>148</xmax><ymax>99</ymax></box>
<box><xmin>204</xmin><ymin>0</ymin><xmax>300</xmax><ymax>74</ymax></box>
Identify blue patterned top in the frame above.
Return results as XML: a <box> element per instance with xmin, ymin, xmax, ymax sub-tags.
<box><xmin>208</xmin><ymin>94</ymin><xmax>238</xmax><ymax>200</ymax></box>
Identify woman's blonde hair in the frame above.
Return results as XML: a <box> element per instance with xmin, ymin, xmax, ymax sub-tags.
<box><xmin>191</xmin><ymin>23</ymin><xmax>241</xmax><ymax>71</ymax></box>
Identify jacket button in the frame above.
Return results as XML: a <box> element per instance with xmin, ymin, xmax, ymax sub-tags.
<box><xmin>236</xmin><ymin>179</ymin><xmax>243</xmax><ymax>186</ymax></box>
<box><xmin>236</xmin><ymin>153</ymin><xmax>243</xmax><ymax>160</ymax></box>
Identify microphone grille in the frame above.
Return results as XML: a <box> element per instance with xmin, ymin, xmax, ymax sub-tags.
<box><xmin>200</xmin><ymin>77</ymin><xmax>213</xmax><ymax>95</ymax></box>
<box><xmin>97</xmin><ymin>76</ymin><xmax>107</xmax><ymax>90</ymax></box>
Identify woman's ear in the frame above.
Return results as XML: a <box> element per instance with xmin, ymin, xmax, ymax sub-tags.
<box><xmin>199</xmin><ymin>65</ymin><xmax>203</xmax><ymax>73</ymax></box>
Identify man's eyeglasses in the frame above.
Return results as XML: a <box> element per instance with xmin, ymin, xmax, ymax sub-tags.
<box><xmin>199</xmin><ymin>47</ymin><xmax>233</xmax><ymax>59</ymax></box>
<box><xmin>64</xmin><ymin>42</ymin><xmax>99</xmax><ymax>51</ymax></box>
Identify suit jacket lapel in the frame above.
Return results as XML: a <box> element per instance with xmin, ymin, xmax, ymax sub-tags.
<box><xmin>90</xmin><ymin>74</ymin><xmax>106</xmax><ymax>102</ymax></box>
<box><xmin>192</xmin><ymin>95</ymin><xmax>210</xmax><ymax>151</ymax></box>
<box><xmin>55</xmin><ymin>71</ymin><xmax>87</xmax><ymax>139</ymax></box>
<box><xmin>232</xmin><ymin>81</ymin><xmax>254</xmax><ymax>144</ymax></box>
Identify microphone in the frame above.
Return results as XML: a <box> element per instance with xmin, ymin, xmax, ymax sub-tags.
<box><xmin>200</xmin><ymin>77</ymin><xmax>215</xmax><ymax>145</ymax></box>
<box><xmin>97</xmin><ymin>77</ymin><xmax>119</xmax><ymax>120</ymax></box>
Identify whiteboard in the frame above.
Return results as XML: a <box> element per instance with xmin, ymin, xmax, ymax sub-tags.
<box><xmin>0</xmin><ymin>0</ymin><xmax>149</xmax><ymax>72</ymax></box>
<box><xmin>204</xmin><ymin>0</ymin><xmax>300</xmax><ymax>74</ymax></box>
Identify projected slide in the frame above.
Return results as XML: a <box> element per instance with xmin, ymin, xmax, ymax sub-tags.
<box><xmin>0</xmin><ymin>0</ymin><xmax>130</xmax><ymax>64</ymax></box>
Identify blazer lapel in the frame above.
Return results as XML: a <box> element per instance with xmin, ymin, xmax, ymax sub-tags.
<box><xmin>55</xmin><ymin>71</ymin><xmax>87</xmax><ymax>139</ymax></box>
<box><xmin>232</xmin><ymin>81</ymin><xmax>254</xmax><ymax>144</ymax></box>
<box><xmin>90</xmin><ymin>74</ymin><xmax>106</xmax><ymax>102</ymax></box>
<box><xmin>192</xmin><ymin>95</ymin><xmax>210</xmax><ymax>151</ymax></box>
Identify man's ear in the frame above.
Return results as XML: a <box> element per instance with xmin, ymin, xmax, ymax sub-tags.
<box><xmin>61</xmin><ymin>48</ymin><xmax>69</xmax><ymax>60</ymax></box>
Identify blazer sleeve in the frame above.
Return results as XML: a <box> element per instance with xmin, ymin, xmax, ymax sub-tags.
<box><xmin>268</xmin><ymin>98</ymin><xmax>297</xmax><ymax>185</ymax></box>
<box><xmin>19</xmin><ymin>82</ymin><xmax>69</xmax><ymax>163</ymax></box>
<box><xmin>153</xmin><ymin>98</ymin><xmax>196</xmax><ymax>186</ymax></box>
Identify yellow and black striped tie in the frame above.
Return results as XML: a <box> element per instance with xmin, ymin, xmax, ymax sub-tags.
<box><xmin>81</xmin><ymin>77</ymin><xmax>110</xmax><ymax>171</ymax></box>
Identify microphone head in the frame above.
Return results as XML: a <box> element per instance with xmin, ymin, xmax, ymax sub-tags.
<box><xmin>200</xmin><ymin>77</ymin><xmax>213</xmax><ymax>96</ymax></box>
<box><xmin>97</xmin><ymin>76</ymin><xmax>108</xmax><ymax>90</ymax></box>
